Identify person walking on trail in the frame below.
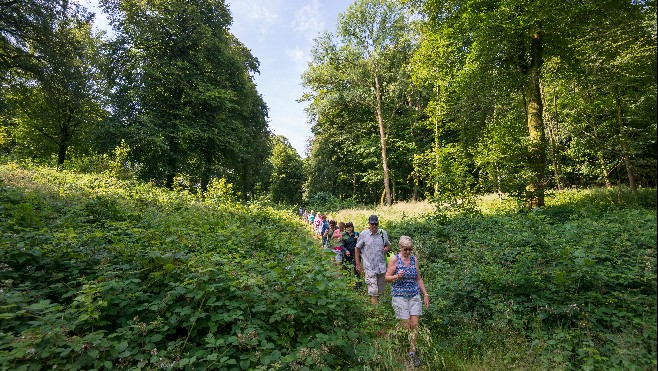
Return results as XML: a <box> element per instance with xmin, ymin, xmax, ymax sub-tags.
<box><xmin>342</xmin><ymin>221</ymin><xmax>361</xmax><ymax>289</ymax></box>
<box><xmin>355</xmin><ymin>214</ymin><xmax>391</xmax><ymax>305</ymax></box>
<box><xmin>323</xmin><ymin>219</ymin><xmax>336</xmax><ymax>248</ymax></box>
<box><xmin>331</xmin><ymin>222</ymin><xmax>345</xmax><ymax>265</ymax></box>
<box><xmin>385</xmin><ymin>236</ymin><xmax>430</xmax><ymax>367</ymax></box>
<box><xmin>308</xmin><ymin>210</ymin><xmax>314</xmax><ymax>226</ymax></box>
<box><xmin>314</xmin><ymin>212</ymin><xmax>324</xmax><ymax>238</ymax></box>
<box><xmin>321</xmin><ymin>217</ymin><xmax>331</xmax><ymax>247</ymax></box>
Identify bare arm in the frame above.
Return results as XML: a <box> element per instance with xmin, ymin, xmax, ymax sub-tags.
<box><xmin>415</xmin><ymin>259</ymin><xmax>430</xmax><ymax>308</ymax></box>
<box><xmin>355</xmin><ymin>247</ymin><xmax>362</xmax><ymax>274</ymax></box>
<box><xmin>385</xmin><ymin>255</ymin><xmax>403</xmax><ymax>282</ymax></box>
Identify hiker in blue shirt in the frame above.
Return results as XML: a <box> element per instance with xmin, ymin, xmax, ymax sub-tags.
<box><xmin>385</xmin><ymin>235</ymin><xmax>430</xmax><ymax>367</ymax></box>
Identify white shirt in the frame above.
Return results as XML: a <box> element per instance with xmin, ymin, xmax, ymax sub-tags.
<box><xmin>356</xmin><ymin>228</ymin><xmax>390</xmax><ymax>274</ymax></box>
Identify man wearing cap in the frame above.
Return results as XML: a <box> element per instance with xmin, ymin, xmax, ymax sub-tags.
<box><xmin>355</xmin><ymin>214</ymin><xmax>391</xmax><ymax>305</ymax></box>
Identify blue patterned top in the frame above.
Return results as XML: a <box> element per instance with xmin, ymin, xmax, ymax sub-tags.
<box><xmin>391</xmin><ymin>254</ymin><xmax>420</xmax><ymax>297</ymax></box>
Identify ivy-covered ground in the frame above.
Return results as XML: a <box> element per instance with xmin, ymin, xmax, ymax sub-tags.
<box><xmin>1</xmin><ymin>162</ymin><xmax>656</xmax><ymax>370</ymax></box>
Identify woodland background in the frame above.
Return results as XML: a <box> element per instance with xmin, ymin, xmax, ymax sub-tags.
<box><xmin>1</xmin><ymin>0</ymin><xmax>655</xmax><ymax>207</ymax></box>
<box><xmin>0</xmin><ymin>0</ymin><xmax>656</xmax><ymax>369</ymax></box>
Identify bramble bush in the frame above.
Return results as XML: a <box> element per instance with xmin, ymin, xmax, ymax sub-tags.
<box><xmin>2</xmin><ymin>162</ymin><xmax>656</xmax><ymax>370</ymax></box>
<box><xmin>386</xmin><ymin>188</ymin><xmax>657</xmax><ymax>369</ymax></box>
<box><xmin>0</xmin><ymin>162</ymin><xmax>373</xmax><ymax>370</ymax></box>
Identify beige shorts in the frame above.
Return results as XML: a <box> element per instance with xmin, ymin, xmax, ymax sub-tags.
<box><xmin>364</xmin><ymin>271</ymin><xmax>386</xmax><ymax>297</ymax></box>
<box><xmin>392</xmin><ymin>295</ymin><xmax>423</xmax><ymax>319</ymax></box>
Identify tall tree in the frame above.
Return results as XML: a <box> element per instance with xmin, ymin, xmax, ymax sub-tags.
<box><xmin>268</xmin><ymin>135</ymin><xmax>304</xmax><ymax>205</ymax></box>
<box><xmin>339</xmin><ymin>0</ymin><xmax>415</xmax><ymax>205</ymax></box>
<box><xmin>101</xmin><ymin>0</ymin><xmax>271</xmax><ymax>195</ymax></box>
<box><xmin>2</xmin><ymin>2</ymin><xmax>106</xmax><ymax>164</ymax></box>
<box><xmin>302</xmin><ymin>0</ymin><xmax>417</xmax><ymax>205</ymax></box>
<box><xmin>412</xmin><ymin>0</ymin><xmax>657</xmax><ymax>205</ymax></box>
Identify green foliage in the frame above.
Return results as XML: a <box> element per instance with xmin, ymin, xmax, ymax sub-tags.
<box><xmin>301</xmin><ymin>0</ymin><xmax>428</xmax><ymax>205</ymax></box>
<box><xmin>269</xmin><ymin>135</ymin><xmax>304</xmax><ymax>206</ymax></box>
<box><xmin>0</xmin><ymin>163</ymin><xmax>373</xmax><ymax>369</ymax></box>
<box><xmin>100</xmin><ymin>0</ymin><xmax>271</xmax><ymax>195</ymax></box>
<box><xmin>1</xmin><ymin>162</ymin><xmax>654</xmax><ymax>369</ymax></box>
<box><xmin>410</xmin><ymin>0</ymin><xmax>657</xmax><ymax>203</ymax></box>
<box><xmin>385</xmin><ymin>188</ymin><xmax>657</xmax><ymax>369</ymax></box>
<box><xmin>1</xmin><ymin>2</ymin><xmax>107</xmax><ymax>165</ymax></box>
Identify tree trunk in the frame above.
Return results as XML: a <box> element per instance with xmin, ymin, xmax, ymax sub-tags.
<box><xmin>374</xmin><ymin>74</ymin><xmax>392</xmax><ymax>206</ymax></box>
<box><xmin>57</xmin><ymin>127</ymin><xmax>68</xmax><ymax>166</ymax></box>
<box><xmin>615</xmin><ymin>91</ymin><xmax>637</xmax><ymax>192</ymax></box>
<box><xmin>523</xmin><ymin>30</ymin><xmax>546</xmax><ymax>207</ymax></box>
<box><xmin>57</xmin><ymin>115</ymin><xmax>72</xmax><ymax>166</ymax></box>
<box><xmin>57</xmin><ymin>141</ymin><xmax>68</xmax><ymax>166</ymax></box>
<box><xmin>434</xmin><ymin>115</ymin><xmax>440</xmax><ymax>197</ymax></box>
<box><xmin>546</xmin><ymin>88</ymin><xmax>562</xmax><ymax>190</ymax></box>
<box><xmin>165</xmin><ymin>134</ymin><xmax>178</xmax><ymax>189</ymax></box>
<box><xmin>597</xmin><ymin>152</ymin><xmax>612</xmax><ymax>189</ymax></box>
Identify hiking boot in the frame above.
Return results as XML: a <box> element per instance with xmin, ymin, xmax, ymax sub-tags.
<box><xmin>409</xmin><ymin>352</ymin><xmax>421</xmax><ymax>367</ymax></box>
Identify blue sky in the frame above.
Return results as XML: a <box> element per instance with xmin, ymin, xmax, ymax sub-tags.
<box><xmin>82</xmin><ymin>0</ymin><xmax>354</xmax><ymax>157</ymax></box>
<box><xmin>226</xmin><ymin>0</ymin><xmax>354</xmax><ymax>157</ymax></box>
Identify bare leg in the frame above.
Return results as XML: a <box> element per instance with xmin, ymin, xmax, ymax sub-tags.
<box><xmin>370</xmin><ymin>296</ymin><xmax>378</xmax><ymax>305</ymax></box>
<box><xmin>408</xmin><ymin>315</ymin><xmax>420</xmax><ymax>353</ymax></box>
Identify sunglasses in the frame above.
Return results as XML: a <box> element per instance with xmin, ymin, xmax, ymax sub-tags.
<box><xmin>369</xmin><ymin>222</ymin><xmax>378</xmax><ymax>225</ymax></box>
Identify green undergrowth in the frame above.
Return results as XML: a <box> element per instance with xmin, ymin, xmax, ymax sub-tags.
<box><xmin>0</xmin><ymin>162</ymin><xmax>373</xmax><ymax>370</ymax></box>
<box><xmin>383</xmin><ymin>188</ymin><xmax>657</xmax><ymax>370</ymax></box>
<box><xmin>1</xmin><ymin>162</ymin><xmax>656</xmax><ymax>370</ymax></box>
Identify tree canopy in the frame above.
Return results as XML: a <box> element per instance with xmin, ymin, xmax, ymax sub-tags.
<box><xmin>0</xmin><ymin>0</ymin><xmax>655</xmax><ymax>206</ymax></box>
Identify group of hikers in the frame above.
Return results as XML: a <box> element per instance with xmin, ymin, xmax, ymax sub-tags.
<box><xmin>299</xmin><ymin>209</ymin><xmax>430</xmax><ymax>367</ymax></box>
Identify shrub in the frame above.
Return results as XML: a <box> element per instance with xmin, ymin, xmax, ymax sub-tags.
<box><xmin>386</xmin><ymin>190</ymin><xmax>657</xmax><ymax>369</ymax></box>
<box><xmin>0</xmin><ymin>163</ymin><xmax>373</xmax><ymax>370</ymax></box>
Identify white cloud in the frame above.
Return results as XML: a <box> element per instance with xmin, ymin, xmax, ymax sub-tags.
<box><xmin>228</xmin><ymin>0</ymin><xmax>280</xmax><ymax>34</ymax></box>
<box><xmin>292</xmin><ymin>0</ymin><xmax>324</xmax><ymax>42</ymax></box>
<box><xmin>286</xmin><ymin>48</ymin><xmax>309</xmax><ymax>73</ymax></box>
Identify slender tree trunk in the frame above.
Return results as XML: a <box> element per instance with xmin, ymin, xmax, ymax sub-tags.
<box><xmin>523</xmin><ymin>29</ymin><xmax>546</xmax><ymax>207</ymax></box>
<box><xmin>433</xmin><ymin>84</ymin><xmax>440</xmax><ymax>197</ymax></box>
<box><xmin>374</xmin><ymin>74</ymin><xmax>392</xmax><ymax>206</ymax></box>
<box><xmin>57</xmin><ymin>127</ymin><xmax>69</xmax><ymax>165</ymax></box>
<box><xmin>546</xmin><ymin>89</ymin><xmax>562</xmax><ymax>190</ymax></box>
<box><xmin>165</xmin><ymin>134</ymin><xmax>178</xmax><ymax>189</ymax></box>
<box><xmin>598</xmin><ymin>152</ymin><xmax>612</xmax><ymax>188</ymax></box>
<box><xmin>615</xmin><ymin>91</ymin><xmax>637</xmax><ymax>192</ymax></box>
<box><xmin>496</xmin><ymin>164</ymin><xmax>502</xmax><ymax>202</ymax></box>
<box><xmin>57</xmin><ymin>113</ymin><xmax>73</xmax><ymax>165</ymax></box>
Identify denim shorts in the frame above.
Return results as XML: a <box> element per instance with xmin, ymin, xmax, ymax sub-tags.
<box><xmin>392</xmin><ymin>294</ymin><xmax>422</xmax><ymax>319</ymax></box>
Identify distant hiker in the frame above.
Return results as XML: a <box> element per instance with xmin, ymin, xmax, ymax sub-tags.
<box><xmin>342</xmin><ymin>221</ymin><xmax>361</xmax><ymax>289</ymax></box>
<box><xmin>331</xmin><ymin>222</ymin><xmax>344</xmax><ymax>265</ymax></box>
<box><xmin>385</xmin><ymin>236</ymin><xmax>430</xmax><ymax>367</ymax></box>
<box><xmin>355</xmin><ymin>214</ymin><xmax>391</xmax><ymax>305</ymax></box>
<box><xmin>323</xmin><ymin>219</ymin><xmax>335</xmax><ymax>248</ymax></box>
<box><xmin>314</xmin><ymin>212</ymin><xmax>324</xmax><ymax>238</ymax></box>
<box><xmin>308</xmin><ymin>210</ymin><xmax>315</xmax><ymax>226</ymax></box>
<box><xmin>321</xmin><ymin>217</ymin><xmax>331</xmax><ymax>247</ymax></box>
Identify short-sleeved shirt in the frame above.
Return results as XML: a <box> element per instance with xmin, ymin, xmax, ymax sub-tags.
<box><xmin>356</xmin><ymin>228</ymin><xmax>390</xmax><ymax>274</ymax></box>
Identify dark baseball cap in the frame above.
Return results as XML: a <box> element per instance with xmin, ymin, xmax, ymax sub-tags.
<box><xmin>368</xmin><ymin>215</ymin><xmax>379</xmax><ymax>224</ymax></box>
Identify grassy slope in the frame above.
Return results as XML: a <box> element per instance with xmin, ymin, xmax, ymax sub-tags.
<box><xmin>0</xmin><ymin>163</ymin><xmax>374</xmax><ymax>370</ymax></box>
<box><xmin>1</xmin><ymin>162</ymin><xmax>656</xmax><ymax>369</ymax></box>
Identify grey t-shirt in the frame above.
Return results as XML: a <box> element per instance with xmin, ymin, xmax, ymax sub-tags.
<box><xmin>356</xmin><ymin>228</ymin><xmax>390</xmax><ymax>274</ymax></box>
